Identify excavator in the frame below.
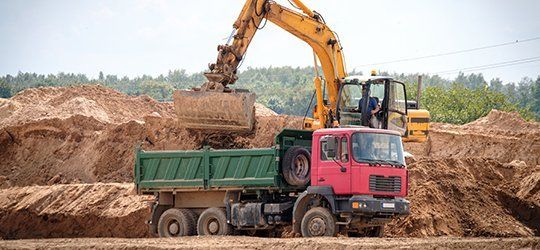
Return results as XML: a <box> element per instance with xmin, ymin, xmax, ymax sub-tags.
<box><xmin>173</xmin><ymin>0</ymin><xmax>429</xmax><ymax>142</ymax></box>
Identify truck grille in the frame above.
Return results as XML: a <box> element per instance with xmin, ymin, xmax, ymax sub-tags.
<box><xmin>369</xmin><ymin>175</ymin><xmax>401</xmax><ymax>193</ymax></box>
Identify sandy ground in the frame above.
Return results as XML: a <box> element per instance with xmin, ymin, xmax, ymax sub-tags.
<box><xmin>0</xmin><ymin>237</ymin><xmax>539</xmax><ymax>249</ymax></box>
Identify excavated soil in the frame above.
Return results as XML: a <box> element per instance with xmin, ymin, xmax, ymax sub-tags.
<box><xmin>386</xmin><ymin>158</ymin><xmax>539</xmax><ymax>237</ymax></box>
<box><xmin>0</xmin><ymin>85</ymin><xmax>301</xmax><ymax>187</ymax></box>
<box><xmin>0</xmin><ymin>85</ymin><xmax>539</xmax><ymax>242</ymax></box>
<box><xmin>0</xmin><ymin>183</ymin><xmax>151</xmax><ymax>239</ymax></box>
<box><xmin>404</xmin><ymin>110</ymin><xmax>540</xmax><ymax>166</ymax></box>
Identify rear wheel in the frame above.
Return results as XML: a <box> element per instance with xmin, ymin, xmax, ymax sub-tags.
<box><xmin>366</xmin><ymin>225</ymin><xmax>384</xmax><ymax>237</ymax></box>
<box><xmin>157</xmin><ymin>208</ymin><xmax>196</xmax><ymax>237</ymax></box>
<box><xmin>300</xmin><ymin>207</ymin><xmax>337</xmax><ymax>237</ymax></box>
<box><xmin>282</xmin><ymin>146</ymin><xmax>311</xmax><ymax>186</ymax></box>
<box><xmin>197</xmin><ymin>207</ymin><xmax>233</xmax><ymax>236</ymax></box>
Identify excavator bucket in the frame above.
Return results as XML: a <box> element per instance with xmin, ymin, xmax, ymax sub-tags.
<box><xmin>173</xmin><ymin>90</ymin><xmax>256</xmax><ymax>131</ymax></box>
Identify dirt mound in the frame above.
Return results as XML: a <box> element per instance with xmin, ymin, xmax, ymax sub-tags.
<box><xmin>465</xmin><ymin>109</ymin><xmax>540</xmax><ymax>132</ymax></box>
<box><xmin>386</xmin><ymin>157</ymin><xmax>539</xmax><ymax>237</ymax></box>
<box><xmin>0</xmin><ymin>85</ymin><xmax>302</xmax><ymax>187</ymax></box>
<box><xmin>405</xmin><ymin>110</ymin><xmax>540</xmax><ymax>166</ymax></box>
<box><xmin>0</xmin><ymin>85</ymin><xmax>174</xmax><ymax>128</ymax></box>
<box><xmin>0</xmin><ymin>183</ymin><xmax>151</xmax><ymax>239</ymax></box>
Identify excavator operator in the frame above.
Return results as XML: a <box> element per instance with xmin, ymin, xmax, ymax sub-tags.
<box><xmin>359</xmin><ymin>86</ymin><xmax>381</xmax><ymax>128</ymax></box>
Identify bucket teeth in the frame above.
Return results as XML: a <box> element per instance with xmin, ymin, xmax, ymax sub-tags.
<box><xmin>173</xmin><ymin>90</ymin><xmax>256</xmax><ymax>131</ymax></box>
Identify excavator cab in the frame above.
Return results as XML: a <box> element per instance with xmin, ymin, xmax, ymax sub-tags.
<box><xmin>337</xmin><ymin>76</ymin><xmax>408</xmax><ymax>136</ymax></box>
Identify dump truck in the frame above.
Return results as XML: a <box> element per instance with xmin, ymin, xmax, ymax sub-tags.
<box><xmin>135</xmin><ymin>128</ymin><xmax>410</xmax><ymax>237</ymax></box>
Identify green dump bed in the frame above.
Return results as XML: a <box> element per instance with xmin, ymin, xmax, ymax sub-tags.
<box><xmin>135</xmin><ymin>129</ymin><xmax>312</xmax><ymax>194</ymax></box>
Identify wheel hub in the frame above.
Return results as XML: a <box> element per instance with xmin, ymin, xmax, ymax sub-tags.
<box><xmin>308</xmin><ymin>217</ymin><xmax>326</xmax><ymax>236</ymax></box>
<box><xmin>208</xmin><ymin>220</ymin><xmax>220</xmax><ymax>234</ymax></box>
<box><xmin>294</xmin><ymin>155</ymin><xmax>309</xmax><ymax>176</ymax></box>
<box><xmin>168</xmin><ymin>222</ymin><xmax>179</xmax><ymax>235</ymax></box>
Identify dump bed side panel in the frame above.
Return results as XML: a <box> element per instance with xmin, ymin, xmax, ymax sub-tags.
<box><xmin>208</xmin><ymin>149</ymin><xmax>277</xmax><ymax>187</ymax></box>
<box><xmin>135</xmin><ymin>148</ymin><xmax>280</xmax><ymax>193</ymax></box>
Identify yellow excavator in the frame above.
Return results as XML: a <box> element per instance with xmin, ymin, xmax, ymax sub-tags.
<box><xmin>174</xmin><ymin>0</ymin><xmax>429</xmax><ymax>142</ymax></box>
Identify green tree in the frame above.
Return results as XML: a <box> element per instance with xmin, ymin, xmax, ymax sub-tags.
<box><xmin>0</xmin><ymin>79</ymin><xmax>12</xmax><ymax>98</ymax></box>
<box><xmin>422</xmin><ymin>83</ymin><xmax>534</xmax><ymax>124</ymax></box>
<box><xmin>140</xmin><ymin>80</ymin><xmax>173</xmax><ymax>100</ymax></box>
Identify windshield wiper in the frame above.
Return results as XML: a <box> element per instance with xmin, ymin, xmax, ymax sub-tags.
<box><xmin>356</xmin><ymin>158</ymin><xmax>405</xmax><ymax>168</ymax></box>
<box><xmin>379</xmin><ymin>159</ymin><xmax>406</xmax><ymax>168</ymax></box>
<box><xmin>355</xmin><ymin>158</ymin><xmax>383</xmax><ymax>166</ymax></box>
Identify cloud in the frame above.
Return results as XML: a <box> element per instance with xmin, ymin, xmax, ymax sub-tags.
<box><xmin>92</xmin><ymin>4</ymin><xmax>115</xmax><ymax>20</ymax></box>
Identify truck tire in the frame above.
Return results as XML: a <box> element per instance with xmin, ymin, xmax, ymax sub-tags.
<box><xmin>300</xmin><ymin>207</ymin><xmax>337</xmax><ymax>237</ymax></box>
<box><xmin>157</xmin><ymin>208</ymin><xmax>196</xmax><ymax>237</ymax></box>
<box><xmin>282</xmin><ymin>146</ymin><xmax>311</xmax><ymax>186</ymax></box>
<box><xmin>366</xmin><ymin>225</ymin><xmax>384</xmax><ymax>237</ymax></box>
<box><xmin>197</xmin><ymin>207</ymin><xmax>233</xmax><ymax>236</ymax></box>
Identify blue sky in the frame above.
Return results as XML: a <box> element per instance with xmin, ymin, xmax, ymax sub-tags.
<box><xmin>0</xmin><ymin>0</ymin><xmax>539</xmax><ymax>82</ymax></box>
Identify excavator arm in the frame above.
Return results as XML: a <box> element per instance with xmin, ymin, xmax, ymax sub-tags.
<box><xmin>176</xmin><ymin>0</ymin><xmax>347</xmax><ymax>130</ymax></box>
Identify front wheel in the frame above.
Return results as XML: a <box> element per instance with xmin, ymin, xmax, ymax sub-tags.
<box><xmin>300</xmin><ymin>207</ymin><xmax>337</xmax><ymax>237</ymax></box>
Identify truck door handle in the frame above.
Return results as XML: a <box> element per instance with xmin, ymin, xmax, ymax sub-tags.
<box><xmin>318</xmin><ymin>177</ymin><xmax>325</xmax><ymax>182</ymax></box>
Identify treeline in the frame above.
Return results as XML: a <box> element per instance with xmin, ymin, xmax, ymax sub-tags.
<box><xmin>1</xmin><ymin>67</ymin><xmax>539</xmax><ymax>124</ymax></box>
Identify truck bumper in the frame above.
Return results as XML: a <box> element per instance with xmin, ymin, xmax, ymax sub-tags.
<box><xmin>349</xmin><ymin>195</ymin><xmax>410</xmax><ymax>216</ymax></box>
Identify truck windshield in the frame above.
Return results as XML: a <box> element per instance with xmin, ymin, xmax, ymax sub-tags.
<box><xmin>351</xmin><ymin>132</ymin><xmax>405</xmax><ymax>166</ymax></box>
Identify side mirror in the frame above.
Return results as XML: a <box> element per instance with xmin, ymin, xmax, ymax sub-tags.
<box><xmin>326</xmin><ymin>136</ymin><xmax>338</xmax><ymax>158</ymax></box>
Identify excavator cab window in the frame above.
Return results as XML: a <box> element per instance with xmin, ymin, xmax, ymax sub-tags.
<box><xmin>338</xmin><ymin>83</ymin><xmax>363</xmax><ymax>126</ymax></box>
<box><xmin>337</xmin><ymin>78</ymin><xmax>408</xmax><ymax>135</ymax></box>
<box><xmin>338</xmin><ymin>79</ymin><xmax>386</xmax><ymax>127</ymax></box>
<box><xmin>386</xmin><ymin>81</ymin><xmax>408</xmax><ymax>135</ymax></box>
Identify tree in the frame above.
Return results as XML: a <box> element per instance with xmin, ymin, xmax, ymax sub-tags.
<box><xmin>99</xmin><ymin>71</ymin><xmax>105</xmax><ymax>82</ymax></box>
<box><xmin>532</xmin><ymin>77</ymin><xmax>540</xmax><ymax>117</ymax></box>
<box><xmin>0</xmin><ymin>79</ymin><xmax>11</xmax><ymax>98</ymax></box>
<box><xmin>489</xmin><ymin>78</ymin><xmax>503</xmax><ymax>92</ymax></box>
<box><xmin>140</xmin><ymin>80</ymin><xmax>173</xmax><ymax>100</ymax></box>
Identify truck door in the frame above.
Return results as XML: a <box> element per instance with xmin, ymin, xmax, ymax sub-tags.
<box><xmin>317</xmin><ymin>135</ymin><xmax>351</xmax><ymax>195</ymax></box>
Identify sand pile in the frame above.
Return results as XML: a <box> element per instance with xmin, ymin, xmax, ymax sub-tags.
<box><xmin>0</xmin><ymin>183</ymin><xmax>151</xmax><ymax>239</ymax></box>
<box><xmin>0</xmin><ymin>85</ymin><xmax>174</xmax><ymax>127</ymax></box>
<box><xmin>393</xmin><ymin>110</ymin><xmax>540</xmax><ymax>237</ymax></box>
<box><xmin>0</xmin><ymin>85</ymin><xmax>302</xmax><ymax>187</ymax></box>
<box><xmin>405</xmin><ymin>109</ymin><xmax>540</xmax><ymax>166</ymax></box>
<box><xmin>386</xmin><ymin>158</ymin><xmax>539</xmax><ymax>237</ymax></box>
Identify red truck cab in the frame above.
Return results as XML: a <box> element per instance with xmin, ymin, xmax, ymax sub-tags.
<box><xmin>291</xmin><ymin>127</ymin><xmax>409</xmax><ymax>237</ymax></box>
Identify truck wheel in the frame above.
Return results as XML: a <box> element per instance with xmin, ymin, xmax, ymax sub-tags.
<box><xmin>157</xmin><ymin>208</ymin><xmax>196</xmax><ymax>237</ymax></box>
<box><xmin>300</xmin><ymin>207</ymin><xmax>337</xmax><ymax>237</ymax></box>
<box><xmin>282</xmin><ymin>146</ymin><xmax>311</xmax><ymax>186</ymax></box>
<box><xmin>366</xmin><ymin>225</ymin><xmax>384</xmax><ymax>237</ymax></box>
<box><xmin>197</xmin><ymin>207</ymin><xmax>233</xmax><ymax>236</ymax></box>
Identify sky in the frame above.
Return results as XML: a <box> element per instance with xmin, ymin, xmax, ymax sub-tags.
<box><xmin>0</xmin><ymin>0</ymin><xmax>539</xmax><ymax>83</ymax></box>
